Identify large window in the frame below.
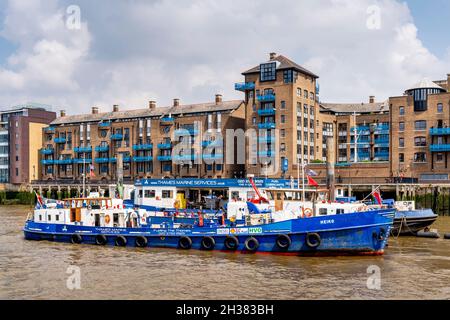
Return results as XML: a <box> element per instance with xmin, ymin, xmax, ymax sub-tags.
<box><xmin>260</xmin><ymin>62</ymin><xmax>276</xmax><ymax>82</ymax></box>
<box><xmin>415</xmin><ymin>120</ymin><xmax>427</xmax><ymax>131</ymax></box>
<box><xmin>399</xmin><ymin>153</ymin><xmax>404</xmax><ymax>163</ymax></box>
<box><xmin>414</xmin><ymin>137</ymin><xmax>427</xmax><ymax>147</ymax></box>
<box><xmin>399</xmin><ymin>106</ymin><xmax>405</xmax><ymax>115</ymax></box>
<box><xmin>399</xmin><ymin>138</ymin><xmax>404</xmax><ymax>148</ymax></box>
<box><xmin>399</xmin><ymin>122</ymin><xmax>405</xmax><ymax>131</ymax></box>
<box><xmin>437</xmin><ymin>103</ymin><xmax>443</xmax><ymax>113</ymax></box>
<box><xmin>414</xmin><ymin>152</ymin><xmax>427</xmax><ymax>163</ymax></box>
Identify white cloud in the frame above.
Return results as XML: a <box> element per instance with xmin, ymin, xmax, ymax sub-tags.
<box><xmin>0</xmin><ymin>0</ymin><xmax>448</xmax><ymax>114</ymax></box>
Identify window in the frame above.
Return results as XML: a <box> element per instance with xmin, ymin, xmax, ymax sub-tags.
<box><xmin>144</xmin><ymin>190</ymin><xmax>156</xmax><ymax>198</ymax></box>
<box><xmin>280</xmin><ymin>143</ymin><xmax>286</xmax><ymax>152</ymax></box>
<box><xmin>336</xmin><ymin>209</ymin><xmax>344</xmax><ymax>215</ymax></box>
<box><xmin>281</xmin><ymin>101</ymin><xmax>286</xmax><ymax>109</ymax></box>
<box><xmin>414</xmin><ymin>152</ymin><xmax>427</xmax><ymax>163</ymax></box>
<box><xmin>399</xmin><ymin>138</ymin><xmax>404</xmax><ymax>148</ymax></box>
<box><xmin>281</xmin><ymin>129</ymin><xmax>285</xmax><ymax>138</ymax></box>
<box><xmin>16</xmin><ymin>156</ymin><xmax>19</xmax><ymax>161</ymax></box>
<box><xmin>55</xmin><ymin>215</ymin><xmax>59</xmax><ymax>221</ymax></box>
<box><xmin>283</xmin><ymin>70</ymin><xmax>293</xmax><ymax>83</ymax></box>
<box><xmin>252</xmin><ymin>104</ymin><xmax>256</xmax><ymax>112</ymax></box>
<box><xmin>415</xmin><ymin>120</ymin><xmax>427</xmax><ymax>130</ymax></box>
<box><xmin>399</xmin><ymin>106</ymin><xmax>405</xmax><ymax>115</ymax></box>
<box><xmin>15</xmin><ymin>168</ymin><xmax>18</xmax><ymax>176</ymax></box>
<box><xmin>304</xmin><ymin>90</ymin><xmax>308</xmax><ymax>98</ymax></box>
<box><xmin>310</xmin><ymin>92</ymin><xmax>314</xmax><ymax>100</ymax></box>
<box><xmin>252</xmin><ymin>117</ymin><xmax>256</xmax><ymax>125</ymax></box>
<box><xmin>319</xmin><ymin>208</ymin><xmax>328</xmax><ymax>216</ymax></box>
<box><xmin>260</xmin><ymin>62</ymin><xmax>276</xmax><ymax>82</ymax></box>
<box><xmin>162</xmin><ymin>190</ymin><xmax>173</xmax><ymax>199</ymax></box>
<box><xmin>437</xmin><ymin>153</ymin><xmax>444</xmax><ymax>162</ymax></box>
<box><xmin>281</xmin><ymin>115</ymin><xmax>286</xmax><ymax>123</ymax></box>
<box><xmin>437</xmin><ymin>103</ymin><xmax>443</xmax><ymax>113</ymax></box>
<box><xmin>399</xmin><ymin>122</ymin><xmax>405</xmax><ymax>131</ymax></box>
<box><xmin>399</xmin><ymin>153</ymin><xmax>404</xmax><ymax>163</ymax></box>
<box><xmin>414</xmin><ymin>137</ymin><xmax>427</xmax><ymax>147</ymax></box>
<box><xmin>297</xmin><ymin>88</ymin><xmax>302</xmax><ymax>97</ymax></box>
<box><xmin>216</xmin><ymin>164</ymin><xmax>222</xmax><ymax>171</ymax></box>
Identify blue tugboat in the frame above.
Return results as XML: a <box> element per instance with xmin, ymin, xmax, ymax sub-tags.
<box><xmin>23</xmin><ymin>193</ymin><xmax>395</xmax><ymax>256</ymax></box>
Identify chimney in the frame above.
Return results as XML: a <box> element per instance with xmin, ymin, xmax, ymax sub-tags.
<box><xmin>215</xmin><ymin>94</ymin><xmax>223</xmax><ymax>105</ymax></box>
<box><xmin>173</xmin><ymin>98</ymin><xmax>180</xmax><ymax>107</ymax></box>
<box><xmin>269</xmin><ymin>52</ymin><xmax>277</xmax><ymax>60</ymax></box>
<box><xmin>149</xmin><ymin>101</ymin><xmax>156</xmax><ymax>110</ymax></box>
<box><xmin>60</xmin><ymin>110</ymin><xmax>66</xmax><ymax>117</ymax></box>
<box><xmin>92</xmin><ymin>107</ymin><xmax>99</xmax><ymax>114</ymax></box>
<box><xmin>369</xmin><ymin>96</ymin><xmax>375</xmax><ymax>104</ymax></box>
<box><xmin>113</xmin><ymin>104</ymin><xmax>119</xmax><ymax>112</ymax></box>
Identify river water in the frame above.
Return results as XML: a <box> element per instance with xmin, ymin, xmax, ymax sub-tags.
<box><xmin>1</xmin><ymin>206</ymin><xmax>449</xmax><ymax>300</ymax></box>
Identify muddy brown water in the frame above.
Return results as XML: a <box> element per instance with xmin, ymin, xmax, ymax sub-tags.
<box><xmin>0</xmin><ymin>206</ymin><xmax>449</xmax><ymax>300</ymax></box>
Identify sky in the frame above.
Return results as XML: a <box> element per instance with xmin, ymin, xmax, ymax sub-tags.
<box><xmin>0</xmin><ymin>0</ymin><xmax>449</xmax><ymax>114</ymax></box>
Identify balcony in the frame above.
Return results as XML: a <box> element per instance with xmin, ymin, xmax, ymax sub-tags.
<box><xmin>350</xmin><ymin>127</ymin><xmax>370</xmax><ymax>135</ymax></box>
<box><xmin>133</xmin><ymin>144</ymin><xmax>153</xmax><ymax>151</ymax></box>
<box><xmin>203</xmin><ymin>154</ymin><xmax>224</xmax><ymax>160</ymax></box>
<box><xmin>44</xmin><ymin>127</ymin><xmax>55</xmax><ymax>133</ymax></box>
<box><xmin>41</xmin><ymin>159</ymin><xmax>54</xmax><ymax>165</ymax></box>
<box><xmin>110</xmin><ymin>134</ymin><xmax>123</xmax><ymax>140</ymax></box>
<box><xmin>235</xmin><ymin>82</ymin><xmax>255</xmax><ymax>91</ymax></box>
<box><xmin>98</xmin><ymin>122</ymin><xmax>111</xmax><ymax>127</ymax></box>
<box><xmin>160</xmin><ymin>117</ymin><xmax>175</xmax><ymax>124</ymax></box>
<box><xmin>174</xmin><ymin>128</ymin><xmax>199</xmax><ymax>136</ymax></box>
<box><xmin>258</xmin><ymin>108</ymin><xmax>276</xmax><ymax>116</ymax></box>
<box><xmin>258</xmin><ymin>122</ymin><xmax>276</xmax><ymax>130</ymax></box>
<box><xmin>257</xmin><ymin>94</ymin><xmax>276</xmax><ymax>102</ymax></box>
<box><xmin>95</xmin><ymin>145</ymin><xmax>109</xmax><ymax>152</ymax></box>
<box><xmin>133</xmin><ymin>156</ymin><xmax>154</xmax><ymax>162</ymax></box>
<box><xmin>157</xmin><ymin>155</ymin><xmax>172</xmax><ymax>161</ymax></box>
<box><xmin>74</xmin><ymin>146</ymin><xmax>92</xmax><ymax>153</ymax></box>
<box><xmin>95</xmin><ymin>158</ymin><xmax>110</xmax><ymax>164</ymax></box>
<box><xmin>54</xmin><ymin>138</ymin><xmax>67</xmax><ymax>144</ymax></box>
<box><xmin>54</xmin><ymin>159</ymin><xmax>73</xmax><ymax>165</ymax></box>
<box><xmin>73</xmin><ymin>158</ymin><xmax>93</xmax><ymax>164</ymax></box>
<box><xmin>430</xmin><ymin>128</ymin><xmax>450</xmax><ymax>136</ymax></box>
<box><xmin>157</xmin><ymin>143</ymin><xmax>172</xmax><ymax>149</ymax></box>
<box><xmin>110</xmin><ymin>157</ymin><xmax>131</xmax><ymax>163</ymax></box>
<box><xmin>173</xmin><ymin>154</ymin><xmax>197</xmax><ymax>161</ymax></box>
<box><xmin>430</xmin><ymin>144</ymin><xmax>450</xmax><ymax>152</ymax></box>
<box><xmin>41</xmin><ymin>148</ymin><xmax>54</xmax><ymax>155</ymax></box>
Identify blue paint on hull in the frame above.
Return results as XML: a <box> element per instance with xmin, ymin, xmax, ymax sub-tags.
<box><xmin>23</xmin><ymin>210</ymin><xmax>394</xmax><ymax>256</ymax></box>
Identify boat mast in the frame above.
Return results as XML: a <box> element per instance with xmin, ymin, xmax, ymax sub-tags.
<box><xmin>82</xmin><ymin>154</ymin><xmax>86</xmax><ymax>197</ymax></box>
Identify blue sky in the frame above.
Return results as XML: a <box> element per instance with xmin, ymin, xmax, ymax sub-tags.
<box><xmin>0</xmin><ymin>0</ymin><xmax>449</xmax><ymax>112</ymax></box>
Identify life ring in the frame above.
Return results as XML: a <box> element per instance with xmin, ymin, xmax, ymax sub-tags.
<box><xmin>115</xmin><ymin>236</ymin><xmax>127</xmax><ymax>247</ymax></box>
<box><xmin>305</xmin><ymin>233</ymin><xmax>321</xmax><ymax>248</ymax></box>
<box><xmin>276</xmin><ymin>234</ymin><xmax>291</xmax><ymax>250</ymax></box>
<box><xmin>105</xmin><ymin>214</ymin><xmax>111</xmax><ymax>224</ymax></box>
<box><xmin>303</xmin><ymin>208</ymin><xmax>313</xmax><ymax>218</ymax></box>
<box><xmin>95</xmin><ymin>234</ymin><xmax>107</xmax><ymax>245</ymax></box>
<box><xmin>201</xmin><ymin>236</ymin><xmax>215</xmax><ymax>250</ymax></box>
<box><xmin>224</xmin><ymin>236</ymin><xmax>239</xmax><ymax>250</ymax></box>
<box><xmin>135</xmin><ymin>236</ymin><xmax>148</xmax><ymax>248</ymax></box>
<box><xmin>178</xmin><ymin>236</ymin><xmax>192</xmax><ymax>250</ymax></box>
<box><xmin>244</xmin><ymin>237</ymin><xmax>259</xmax><ymax>252</ymax></box>
<box><xmin>71</xmin><ymin>234</ymin><xmax>82</xmax><ymax>244</ymax></box>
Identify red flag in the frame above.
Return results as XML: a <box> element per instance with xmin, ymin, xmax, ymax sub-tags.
<box><xmin>307</xmin><ymin>175</ymin><xmax>319</xmax><ymax>187</ymax></box>
<box><xmin>373</xmin><ymin>191</ymin><xmax>382</xmax><ymax>206</ymax></box>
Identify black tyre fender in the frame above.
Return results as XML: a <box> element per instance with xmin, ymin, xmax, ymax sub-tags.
<box><xmin>71</xmin><ymin>234</ymin><xmax>82</xmax><ymax>244</ymax></box>
<box><xmin>201</xmin><ymin>236</ymin><xmax>215</xmax><ymax>250</ymax></box>
<box><xmin>305</xmin><ymin>233</ymin><xmax>321</xmax><ymax>248</ymax></box>
<box><xmin>95</xmin><ymin>234</ymin><xmax>107</xmax><ymax>246</ymax></box>
<box><xmin>135</xmin><ymin>236</ymin><xmax>148</xmax><ymax>248</ymax></box>
<box><xmin>224</xmin><ymin>236</ymin><xmax>239</xmax><ymax>250</ymax></box>
<box><xmin>244</xmin><ymin>237</ymin><xmax>259</xmax><ymax>252</ymax></box>
<box><xmin>276</xmin><ymin>234</ymin><xmax>291</xmax><ymax>249</ymax></box>
<box><xmin>115</xmin><ymin>235</ymin><xmax>127</xmax><ymax>247</ymax></box>
<box><xmin>178</xmin><ymin>236</ymin><xmax>192</xmax><ymax>250</ymax></box>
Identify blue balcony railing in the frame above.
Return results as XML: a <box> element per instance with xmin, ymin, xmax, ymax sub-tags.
<box><xmin>257</xmin><ymin>94</ymin><xmax>276</xmax><ymax>102</ymax></box>
<box><xmin>110</xmin><ymin>134</ymin><xmax>123</xmax><ymax>140</ymax></box>
<box><xmin>157</xmin><ymin>143</ymin><xmax>172</xmax><ymax>149</ymax></box>
<box><xmin>109</xmin><ymin>157</ymin><xmax>131</xmax><ymax>163</ymax></box>
<box><xmin>41</xmin><ymin>148</ymin><xmax>54</xmax><ymax>155</ymax></box>
<box><xmin>133</xmin><ymin>156</ymin><xmax>154</xmax><ymax>162</ymax></box>
<box><xmin>430</xmin><ymin>144</ymin><xmax>450</xmax><ymax>152</ymax></box>
<box><xmin>98</xmin><ymin>122</ymin><xmax>111</xmax><ymax>127</ymax></box>
<box><xmin>430</xmin><ymin>128</ymin><xmax>450</xmax><ymax>136</ymax></box>
<box><xmin>95</xmin><ymin>145</ymin><xmax>109</xmax><ymax>152</ymax></box>
<box><xmin>174</xmin><ymin>128</ymin><xmax>199</xmax><ymax>136</ymax></box>
<box><xmin>54</xmin><ymin>159</ymin><xmax>73</xmax><ymax>165</ymax></box>
<box><xmin>95</xmin><ymin>158</ymin><xmax>110</xmax><ymax>164</ymax></box>
<box><xmin>235</xmin><ymin>82</ymin><xmax>255</xmax><ymax>91</ymax></box>
<box><xmin>351</xmin><ymin>127</ymin><xmax>370</xmax><ymax>135</ymax></box>
<box><xmin>41</xmin><ymin>159</ymin><xmax>54</xmax><ymax>165</ymax></box>
<box><xmin>132</xmin><ymin>144</ymin><xmax>153</xmax><ymax>151</ymax></box>
<box><xmin>157</xmin><ymin>155</ymin><xmax>172</xmax><ymax>161</ymax></box>
<box><xmin>74</xmin><ymin>146</ymin><xmax>92</xmax><ymax>153</ymax></box>
<box><xmin>258</xmin><ymin>108</ymin><xmax>276</xmax><ymax>116</ymax></box>
<box><xmin>258</xmin><ymin>122</ymin><xmax>276</xmax><ymax>130</ymax></box>
<box><xmin>160</xmin><ymin>117</ymin><xmax>175</xmax><ymax>123</ymax></box>
<box><xmin>54</xmin><ymin>138</ymin><xmax>66</xmax><ymax>144</ymax></box>
<box><xmin>73</xmin><ymin>158</ymin><xmax>93</xmax><ymax>164</ymax></box>
<box><xmin>203</xmin><ymin>154</ymin><xmax>224</xmax><ymax>160</ymax></box>
<box><xmin>44</xmin><ymin>127</ymin><xmax>55</xmax><ymax>133</ymax></box>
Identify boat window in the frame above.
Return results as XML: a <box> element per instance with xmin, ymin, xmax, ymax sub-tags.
<box><xmin>48</xmin><ymin>215</ymin><xmax>52</xmax><ymax>221</ymax></box>
<box><xmin>277</xmin><ymin>192</ymin><xmax>282</xmax><ymax>201</ymax></box>
<box><xmin>55</xmin><ymin>215</ymin><xmax>60</xmax><ymax>221</ymax></box>
<box><xmin>113</xmin><ymin>213</ymin><xmax>119</xmax><ymax>227</ymax></box>
<box><xmin>336</xmin><ymin>209</ymin><xmax>345</xmax><ymax>215</ymax></box>
<box><xmin>162</xmin><ymin>190</ymin><xmax>173</xmax><ymax>199</ymax></box>
<box><xmin>319</xmin><ymin>208</ymin><xmax>328</xmax><ymax>216</ymax></box>
<box><xmin>144</xmin><ymin>190</ymin><xmax>156</xmax><ymax>198</ymax></box>
<box><xmin>138</xmin><ymin>190</ymin><xmax>143</xmax><ymax>198</ymax></box>
<box><xmin>231</xmin><ymin>191</ymin><xmax>240</xmax><ymax>200</ymax></box>
<box><xmin>39</xmin><ymin>215</ymin><xmax>42</xmax><ymax>221</ymax></box>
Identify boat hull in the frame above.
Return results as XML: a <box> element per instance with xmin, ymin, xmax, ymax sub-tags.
<box><xmin>23</xmin><ymin>210</ymin><xmax>394</xmax><ymax>256</ymax></box>
<box><xmin>392</xmin><ymin>209</ymin><xmax>438</xmax><ymax>236</ymax></box>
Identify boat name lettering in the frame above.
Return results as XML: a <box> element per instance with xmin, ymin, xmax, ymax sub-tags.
<box><xmin>217</xmin><ymin>228</ymin><xmax>230</xmax><ymax>235</ymax></box>
<box><xmin>320</xmin><ymin>219</ymin><xmax>335</xmax><ymax>225</ymax></box>
<box><xmin>249</xmin><ymin>227</ymin><xmax>263</xmax><ymax>234</ymax></box>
